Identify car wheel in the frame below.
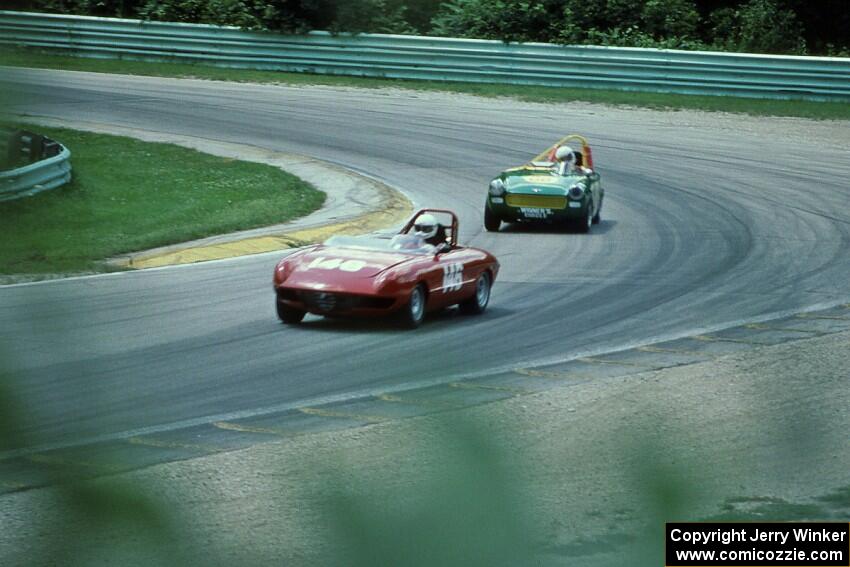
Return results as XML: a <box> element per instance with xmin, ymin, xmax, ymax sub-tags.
<box><xmin>399</xmin><ymin>284</ymin><xmax>427</xmax><ymax>329</ymax></box>
<box><xmin>484</xmin><ymin>207</ymin><xmax>501</xmax><ymax>232</ymax></box>
<box><xmin>460</xmin><ymin>271</ymin><xmax>491</xmax><ymax>315</ymax></box>
<box><xmin>276</xmin><ymin>299</ymin><xmax>305</xmax><ymax>324</ymax></box>
<box><xmin>576</xmin><ymin>201</ymin><xmax>593</xmax><ymax>233</ymax></box>
<box><xmin>592</xmin><ymin>197</ymin><xmax>602</xmax><ymax>224</ymax></box>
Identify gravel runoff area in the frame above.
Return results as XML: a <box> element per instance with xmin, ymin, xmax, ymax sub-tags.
<box><xmin>1</xmin><ymin>328</ymin><xmax>847</xmax><ymax>566</ymax></box>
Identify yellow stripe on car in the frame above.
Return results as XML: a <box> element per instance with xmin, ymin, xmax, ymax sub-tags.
<box><xmin>505</xmin><ymin>195</ymin><xmax>567</xmax><ymax>209</ymax></box>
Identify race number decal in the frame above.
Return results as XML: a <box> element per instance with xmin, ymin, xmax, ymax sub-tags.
<box><xmin>307</xmin><ymin>256</ymin><xmax>366</xmax><ymax>272</ymax></box>
<box><xmin>442</xmin><ymin>263</ymin><xmax>463</xmax><ymax>293</ymax></box>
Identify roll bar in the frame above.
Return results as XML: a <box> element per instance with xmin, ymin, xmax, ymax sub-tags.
<box><xmin>400</xmin><ymin>208</ymin><xmax>459</xmax><ymax>248</ymax></box>
<box><xmin>532</xmin><ymin>134</ymin><xmax>594</xmax><ymax>169</ymax></box>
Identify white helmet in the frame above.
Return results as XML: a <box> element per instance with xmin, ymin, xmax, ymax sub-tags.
<box><xmin>413</xmin><ymin>213</ymin><xmax>438</xmax><ymax>240</ymax></box>
<box><xmin>555</xmin><ymin>145</ymin><xmax>576</xmax><ymax>165</ymax></box>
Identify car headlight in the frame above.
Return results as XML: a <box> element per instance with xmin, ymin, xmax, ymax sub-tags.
<box><xmin>489</xmin><ymin>179</ymin><xmax>506</xmax><ymax>196</ymax></box>
<box><xmin>568</xmin><ymin>184</ymin><xmax>585</xmax><ymax>200</ymax></box>
<box><xmin>274</xmin><ymin>262</ymin><xmax>290</xmax><ymax>283</ymax></box>
<box><xmin>375</xmin><ymin>269</ymin><xmax>397</xmax><ymax>290</ymax></box>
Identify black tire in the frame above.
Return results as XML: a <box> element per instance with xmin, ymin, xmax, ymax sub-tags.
<box><xmin>484</xmin><ymin>206</ymin><xmax>501</xmax><ymax>232</ymax></box>
<box><xmin>576</xmin><ymin>201</ymin><xmax>593</xmax><ymax>234</ymax></box>
<box><xmin>459</xmin><ymin>271</ymin><xmax>491</xmax><ymax>315</ymax></box>
<box><xmin>399</xmin><ymin>284</ymin><xmax>427</xmax><ymax>329</ymax></box>
<box><xmin>276</xmin><ymin>299</ymin><xmax>305</xmax><ymax>324</ymax></box>
<box><xmin>592</xmin><ymin>197</ymin><xmax>602</xmax><ymax>224</ymax></box>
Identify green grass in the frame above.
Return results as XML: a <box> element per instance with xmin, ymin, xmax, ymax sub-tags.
<box><xmin>0</xmin><ymin>124</ymin><xmax>324</xmax><ymax>274</ymax></box>
<box><xmin>2</xmin><ymin>48</ymin><xmax>849</xmax><ymax>120</ymax></box>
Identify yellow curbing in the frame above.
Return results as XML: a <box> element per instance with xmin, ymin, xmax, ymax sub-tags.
<box><xmin>691</xmin><ymin>334</ymin><xmax>767</xmax><ymax>345</ymax></box>
<box><xmin>575</xmin><ymin>356</ymin><xmax>656</xmax><ymax>368</ymax></box>
<box><xmin>637</xmin><ymin>345</ymin><xmax>719</xmax><ymax>357</ymax></box>
<box><xmin>448</xmin><ymin>382</ymin><xmax>529</xmax><ymax>394</ymax></box>
<box><xmin>298</xmin><ymin>407</ymin><xmax>389</xmax><ymax>423</ymax></box>
<box><xmin>120</xmin><ymin>180</ymin><xmax>413</xmax><ymax>269</ymax></box>
<box><xmin>513</xmin><ymin>367</ymin><xmax>595</xmax><ymax>380</ymax></box>
<box><xmin>212</xmin><ymin>421</ymin><xmax>292</xmax><ymax>437</ymax></box>
<box><xmin>744</xmin><ymin>322</ymin><xmax>820</xmax><ymax>334</ymax></box>
<box><xmin>795</xmin><ymin>313</ymin><xmax>850</xmax><ymax>321</ymax></box>
<box><xmin>375</xmin><ymin>393</ymin><xmax>463</xmax><ymax>410</ymax></box>
<box><xmin>128</xmin><ymin>436</ymin><xmax>219</xmax><ymax>453</ymax></box>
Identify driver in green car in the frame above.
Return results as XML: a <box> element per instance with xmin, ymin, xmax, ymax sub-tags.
<box><xmin>555</xmin><ymin>145</ymin><xmax>591</xmax><ymax>176</ymax></box>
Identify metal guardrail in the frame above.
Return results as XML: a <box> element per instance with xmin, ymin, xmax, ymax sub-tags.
<box><xmin>0</xmin><ymin>133</ymin><xmax>72</xmax><ymax>202</ymax></box>
<box><xmin>1</xmin><ymin>10</ymin><xmax>849</xmax><ymax>101</ymax></box>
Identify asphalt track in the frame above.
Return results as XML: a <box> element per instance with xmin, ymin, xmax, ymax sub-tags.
<box><xmin>2</xmin><ymin>68</ymin><xmax>849</xmax><ymax>460</ymax></box>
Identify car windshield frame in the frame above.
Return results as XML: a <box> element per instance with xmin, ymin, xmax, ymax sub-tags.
<box><xmin>323</xmin><ymin>235</ymin><xmax>435</xmax><ymax>255</ymax></box>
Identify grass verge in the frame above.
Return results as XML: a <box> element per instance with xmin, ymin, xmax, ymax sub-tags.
<box><xmin>2</xmin><ymin>48</ymin><xmax>849</xmax><ymax>121</ymax></box>
<box><xmin>0</xmin><ymin>124</ymin><xmax>324</xmax><ymax>275</ymax></box>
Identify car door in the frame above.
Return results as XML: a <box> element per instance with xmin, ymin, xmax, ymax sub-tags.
<box><xmin>431</xmin><ymin>247</ymin><xmax>479</xmax><ymax>307</ymax></box>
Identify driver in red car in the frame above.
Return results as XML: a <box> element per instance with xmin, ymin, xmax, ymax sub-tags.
<box><xmin>413</xmin><ymin>213</ymin><xmax>450</xmax><ymax>250</ymax></box>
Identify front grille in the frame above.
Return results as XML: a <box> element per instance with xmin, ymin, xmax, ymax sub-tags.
<box><xmin>277</xmin><ymin>288</ymin><xmax>298</xmax><ymax>301</ymax></box>
<box><xmin>358</xmin><ymin>296</ymin><xmax>395</xmax><ymax>309</ymax></box>
<box><xmin>300</xmin><ymin>291</ymin><xmax>337</xmax><ymax>312</ymax></box>
<box><xmin>505</xmin><ymin>194</ymin><xmax>567</xmax><ymax>209</ymax></box>
<box><xmin>293</xmin><ymin>290</ymin><xmax>395</xmax><ymax>312</ymax></box>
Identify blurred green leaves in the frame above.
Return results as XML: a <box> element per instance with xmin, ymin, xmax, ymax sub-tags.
<box><xmin>315</xmin><ymin>417</ymin><xmax>534</xmax><ymax>566</ymax></box>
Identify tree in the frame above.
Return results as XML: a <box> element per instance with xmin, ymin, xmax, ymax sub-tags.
<box><xmin>642</xmin><ymin>0</ymin><xmax>700</xmax><ymax>40</ymax></box>
<box><xmin>139</xmin><ymin>0</ymin><xmax>259</xmax><ymax>28</ymax></box>
<box><xmin>710</xmin><ymin>0</ymin><xmax>805</xmax><ymax>54</ymax></box>
<box><xmin>785</xmin><ymin>0</ymin><xmax>849</xmax><ymax>54</ymax></box>
<box><xmin>332</xmin><ymin>0</ymin><xmax>416</xmax><ymax>34</ymax></box>
<box><xmin>430</xmin><ymin>0</ymin><xmax>557</xmax><ymax>43</ymax></box>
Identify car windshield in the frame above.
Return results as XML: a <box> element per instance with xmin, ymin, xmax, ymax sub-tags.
<box><xmin>324</xmin><ymin>234</ymin><xmax>435</xmax><ymax>255</ymax></box>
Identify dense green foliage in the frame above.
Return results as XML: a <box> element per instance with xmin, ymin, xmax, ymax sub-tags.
<box><xmin>5</xmin><ymin>0</ymin><xmax>849</xmax><ymax>55</ymax></box>
<box><xmin>430</xmin><ymin>0</ymin><xmax>825</xmax><ymax>53</ymax></box>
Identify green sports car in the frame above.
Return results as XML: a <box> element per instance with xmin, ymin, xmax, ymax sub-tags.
<box><xmin>484</xmin><ymin>135</ymin><xmax>604</xmax><ymax>233</ymax></box>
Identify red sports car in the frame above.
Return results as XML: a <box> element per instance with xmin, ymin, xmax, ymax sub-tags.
<box><xmin>273</xmin><ymin>209</ymin><xmax>499</xmax><ymax>328</ymax></box>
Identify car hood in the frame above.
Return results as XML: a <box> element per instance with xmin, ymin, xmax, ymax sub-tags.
<box><xmin>503</xmin><ymin>169</ymin><xmax>584</xmax><ymax>194</ymax></box>
<box><xmin>284</xmin><ymin>246</ymin><xmax>417</xmax><ymax>283</ymax></box>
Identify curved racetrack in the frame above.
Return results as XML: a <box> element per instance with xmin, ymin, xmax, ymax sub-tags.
<box><xmin>2</xmin><ymin>68</ymin><xmax>849</xmax><ymax>452</ymax></box>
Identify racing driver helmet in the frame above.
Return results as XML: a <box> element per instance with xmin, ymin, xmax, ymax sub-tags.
<box><xmin>555</xmin><ymin>145</ymin><xmax>577</xmax><ymax>175</ymax></box>
<box><xmin>413</xmin><ymin>213</ymin><xmax>439</xmax><ymax>242</ymax></box>
<box><xmin>555</xmin><ymin>145</ymin><xmax>576</xmax><ymax>164</ymax></box>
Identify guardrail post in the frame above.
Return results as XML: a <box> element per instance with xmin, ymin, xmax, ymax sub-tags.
<box><xmin>18</xmin><ymin>131</ymin><xmax>44</xmax><ymax>164</ymax></box>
